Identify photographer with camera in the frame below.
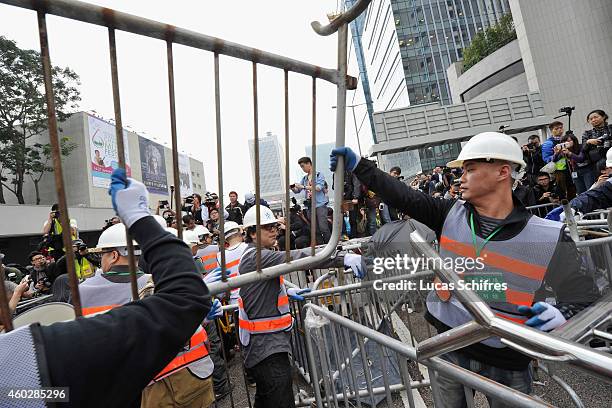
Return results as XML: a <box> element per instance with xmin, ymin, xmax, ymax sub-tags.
<box><xmin>533</xmin><ymin>172</ymin><xmax>564</xmax><ymax>204</ymax></box>
<box><xmin>291</xmin><ymin>156</ymin><xmax>331</xmax><ymax>244</ymax></box>
<box><xmin>40</xmin><ymin>203</ymin><xmax>65</xmax><ymax>261</ymax></box>
<box><xmin>276</xmin><ymin>198</ymin><xmax>311</xmax><ymax>249</ymax></box>
<box><xmin>25</xmin><ymin>251</ymin><xmax>59</xmax><ymax>296</ymax></box>
<box><xmin>181</xmin><ymin>193</ymin><xmax>204</xmax><ymax>225</ymax></box>
<box><xmin>521</xmin><ymin>135</ymin><xmax>545</xmax><ymax>187</ymax></box>
<box><xmin>555</xmin><ymin>132</ymin><xmax>592</xmax><ymax>194</ymax></box>
<box><xmin>54</xmin><ymin>239</ymin><xmax>100</xmax><ymax>280</ymax></box>
<box><xmin>542</xmin><ymin>121</ymin><xmax>575</xmax><ymax>199</ymax></box>
<box><xmin>582</xmin><ymin>109</ymin><xmax>612</xmax><ymax>176</ymax></box>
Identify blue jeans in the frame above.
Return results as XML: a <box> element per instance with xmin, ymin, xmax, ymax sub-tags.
<box><xmin>435</xmin><ymin>351</ymin><xmax>532</xmax><ymax>408</ymax></box>
<box><xmin>573</xmin><ymin>166</ymin><xmax>596</xmax><ymax>195</ymax></box>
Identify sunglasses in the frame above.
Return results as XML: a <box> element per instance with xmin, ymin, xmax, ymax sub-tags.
<box><xmin>261</xmin><ymin>224</ymin><xmax>279</xmax><ymax>232</ymax></box>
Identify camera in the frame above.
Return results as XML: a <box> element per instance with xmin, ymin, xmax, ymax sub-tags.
<box><xmin>159</xmin><ymin>200</ymin><xmax>169</xmax><ymax>209</ymax></box>
<box><xmin>290</xmin><ymin>183</ymin><xmax>296</xmax><ymax>189</ymax></box>
<box><xmin>303</xmin><ymin>198</ymin><xmax>312</xmax><ymax>209</ymax></box>
<box><xmin>559</xmin><ymin>106</ymin><xmax>575</xmax><ymax>115</ymax></box>
<box><xmin>184</xmin><ymin>196</ymin><xmax>194</xmax><ymax>205</ymax></box>
<box><xmin>558</xmin><ymin>142</ymin><xmax>569</xmax><ymax>149</ymax></box>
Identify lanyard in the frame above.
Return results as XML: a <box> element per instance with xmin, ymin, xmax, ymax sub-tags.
<box><xmin>470</xmin><ymin>213</ymin><xmax>504</xmax><ymax>257</ymax></box>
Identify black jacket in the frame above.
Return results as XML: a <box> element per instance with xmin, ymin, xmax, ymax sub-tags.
<box><xmin>523</xmin><ymin>145</ymin><xmax>545</xmax><ymax>175</ymax></box>
<box><xmin>353</xmin><ymin>158</ymin><xmax>597</xmax><ymax>370</ymax></box>
<box><xmin>582</xmin><ymin>124</ymin><xmax>612</xmax><ymax>170</ymax></box>
<box><xmin>30</xmin><ymin>216</ymin><xmax>210</xmax><ymax>407</ymax></box>
<box><xmin>226</xmin><ymin>203</ymin><xmax>245</xmax><ymax>225</ymax></box>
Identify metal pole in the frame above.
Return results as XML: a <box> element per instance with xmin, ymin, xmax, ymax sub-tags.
<box><xmin>166</xmin><ymin>38</ymin><xmax>183</xmax><ymax>239</ymax></box>
<box><xmin>213</xmin><ymin>53</ymin><xmax>227</xmax><ymax>285</ymax></box>
<box><xmin>36</xmin><ymin>10</ymin><xmax>83</xmax><ymax>316</ymax></box>
<box><xmin>284</xmin><ymin>70</ymin><xmax>291</xmax><ymax>262</ymax></box>
<box><xmin>108</xmin><ymin>27</ymin><xmax>139</xmax><ymax>301</ymax></box>
<box><xmin>310</xmin><ymin>78</ymin><xmax>317</xmax><ymax>256</ymax></box>
<box><xmin>252</xmin><ymin>62</ymin><xmax>262</xmax><ymax>272</ymax></box>
<box><xmin>350</xmin><ymin>104</ymin><xmax>363</xmax><ymax>156</ymax></box>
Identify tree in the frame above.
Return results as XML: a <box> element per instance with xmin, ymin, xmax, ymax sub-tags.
<box><xmin>462</xmin><ymin>14</ymin><xmax>516</xmax><ymax>71</ymax></box>
<box><xmin>0</xmin><ymin>36</ymin><xmax>80</xmax><ymax>204</ymax></box>
<box><xmin>27</xmin><ymin>138</ymin><xmax>77</xmax><ymax>205</ymax></box>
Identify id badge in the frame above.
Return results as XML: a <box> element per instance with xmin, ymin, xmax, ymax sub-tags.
<box><xmin>571</xmin><ymin>171</ymin><xmax>578</xmax><ymax>179</ymax></box>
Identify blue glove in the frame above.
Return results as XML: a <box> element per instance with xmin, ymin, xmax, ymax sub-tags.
<box><xmin>330</xmin><ymin>147</ymin><xmax>360</xmax><ymax>172</ymax></box>
<box><xmin>204</xmin><ymin>299</ymin><xmax>223</xmax><ymax>323</ymax></box>
<box><xmin>544</xmin><ymin>206</ymin><xmax>563</xmax><ymax>221</ymax></box>
<box><xmin>108</xmin><ymin>168</ymin><xmax>150</xmax><ymax>228</ymax></box>
<box><xmin>518</xmin><ymin>302</ymin><xmax>567</xmax><ymax>331</ymax></box>
<box><xmin>344</xmin><ymin>253</ymin><xmax>365</xmax><ymax>279</ymax></box>
<box><xmin>203</xmin><ymin>267</ymin><xmax>223</xmax><ymax>285</ymax></box>
<box><xmin>287</xmin><ymin>287</ymin><xmax>311</xmax><ymax>301</ymax></box>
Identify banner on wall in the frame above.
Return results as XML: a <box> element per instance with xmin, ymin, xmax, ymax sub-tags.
<box><xmin>138</xmin><ymin>136</ymin><xmax>168</xmax><ymax>195</ymax></box>
<box><xmin>178</xmin><ymin>153</ymin><xmax>193</xmax><ymax>197</ymax></box>
<box><xmin>88</xmin><ymin>115</ymin><xmax>131</xmax><ymax>188</ymax></box>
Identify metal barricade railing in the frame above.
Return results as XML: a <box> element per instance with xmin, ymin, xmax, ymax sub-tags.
<box><xmin>525</xmin><ymin>202</ymin><xmax>558</xmax><ymax>218</ymax></box>
<box><xmin>0</xmin><ymin>0</ymin><xmax>369</xmax><ymax>329</ymax></box>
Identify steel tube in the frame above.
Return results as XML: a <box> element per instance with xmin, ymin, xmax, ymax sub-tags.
<box><xmin>0</xmin><ymin>0</ymin><xmax>356</xmax><ymax>88</ymax></box>
<box><xmin>213</xmin><ymin>53</ymin><xmax>227</xmax><ymax>285</ymax></box>
<box><xmin>166</xmin><ymin>40</ymin><xmax>183</xmax><ymax>238</ymax></box>
<box><xmin>311</xmin><ymin>0</ymin><xmax>372</xmax><ymax>36</ymax></box>
<box><xmin>252</xmin><ymin>62</ymin><xmax>262</xmax><ymax>272</ymax></box>
<box><xmin>284</xmin><ymin>70</ymin><xmax>291</xmax><ymax>262</ymax></box>
<box><xmin>108</xmin><ymin>27</ymin><xmax>139</xmax><ymax>301</ymax></box>
<box><xmin>416</xmin><ymin>321</ymin><xmax>491</xmax><ymax>361</ymax></box>
<box><xmin>310</xmin><ymin>78</ymin><xmax>317</xmax><ymax>256</ymax></box>
<box><xmin>563</xmin><ymin>200</ymin><xmax>580</xmax><ymax>242</ymax></box>
<box><xmin>36</xmin><ymin>10</ymin><xmax>83</xmax><ymax>316</ymax></box>
<box><xmin>305</xmin><ymin>304</ymin><xmax>552</xmax><ymax>408</ymax></box>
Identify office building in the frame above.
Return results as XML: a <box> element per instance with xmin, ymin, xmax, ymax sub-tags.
<box><xmin>248</xmin><ymin>132</ymin><xmax>286</xmax><ymax>204</ymax></box>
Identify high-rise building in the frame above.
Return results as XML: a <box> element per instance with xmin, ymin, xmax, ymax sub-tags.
<box><xmin>248</xmin><ymin>132</ymin><xmax>286</xmax><ymax>204</ymax></box>
<box><xmin>347</xmin><ymin>0</ymin><xmax>511</xmax><ymax>173</ymax></box>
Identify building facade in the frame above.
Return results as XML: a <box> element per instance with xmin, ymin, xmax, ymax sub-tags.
<box><xmin>248</xmin><ymin>132</ymin><xmax>286</xmax><ymax>204</ymax></box>
<box><xmin>0</xmin><ymin>111</ymin><xmax>206</xmax><ymax>209</ymax></box>
<box><xmin>348</xmin><ymin>0</ymin><xmax>511</xmax><ymax>173</ymax></box>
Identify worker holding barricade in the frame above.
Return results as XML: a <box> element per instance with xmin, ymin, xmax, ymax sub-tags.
<box><xmin>0</xmin><ymin>168</ymin><xmax>215</xmax><ymax>407</ymax></box>
<box><xmin>238</xmin><ymin>204</ymin><xmax>366</xmax><ymax>408</ymax></box>
<box><xmin>331</xmin><ymin>132</ymin><xmax>599</xmax><ymax>407</ymax></box>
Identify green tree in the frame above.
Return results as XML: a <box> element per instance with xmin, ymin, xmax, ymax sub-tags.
<box><xmin>462</xmin><ymin>14</ymin><xmax>516</xmax><ymax>71</ymax></box>
<box><xmin>0</xmin><ymin>35</ymin><xmax>80</xmax><ymax>204</ymax></box>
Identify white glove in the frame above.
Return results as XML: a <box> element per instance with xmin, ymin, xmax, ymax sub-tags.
<box><xmin>344</xmin><ymin>253</ymin><xmax>365</xmax><ymax>279</ymax></box>
<box><xmin>203</xmin><ymin>267</ymin><xmax>223</xmax><ymax>285</ymax></box>
<box><xmin>203</xmin><ymin>299</ymin><xmax>223</xmax><ymax>324</ymax></box>
<box><xmin>518</xmin><ymin>301</ymin><xmax>567</xmax><ymax>331</ymax></box>
<box><xmin>559</xmin><ymin>208</ymin><xmax>580</xmax><ymax>222</ymax></box>
<box><xmin>108</xmin><ymin>169</ymin><xmax>150</xmax><ymax>228</ymax></box>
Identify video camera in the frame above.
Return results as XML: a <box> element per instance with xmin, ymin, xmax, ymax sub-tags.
<box><xmin>559</xmin><ymin>106</ymin><xmax>575</xmax><ymax>115</ymax></box>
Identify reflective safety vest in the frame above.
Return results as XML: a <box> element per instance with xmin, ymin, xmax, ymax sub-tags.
<box><xmin>238</xmin><ymin>248</ymin><xmax>293</xmax><ymax>346</ymax></box>
<box><xmin>216</xmin><ymin>242</ymin><xmax>248</xmax><ymax>305</ymax></box>
<box><xmin>555</xmin><ymin>156</ymin><xmax>567</xmax><ymax>171</ymax></box>
<box><xmin>80</xmin><ymin>272</ymin><xmax>151</xmax><ymax>316</ymax></box>
<box><xmin>80</xmin><ymin>272</ymin><xmax>213</xmax><ymax>380</ymax></box>
<box><xmin>75</xmin><ymin>257</ymin><xmax>94</xmax><ymax>280</ymax></box>
<box><xmin>427</xmin><ymin>201</ymin><xmax>561</xmax><ymax>348</ymax></box>
<box><xmin>152</xmin><ymin>326</ymin><xmax>211</xmax><ymax>382</ymax></box>
<box><xmin>196</xmin><ymin>245</ymin><xmax>219</xmax><ymax>273</ymax></box>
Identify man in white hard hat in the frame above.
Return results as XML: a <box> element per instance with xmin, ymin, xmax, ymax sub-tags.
<box><xmin>216</xmin><ymin>221</ymin><xmax>246</xmax><ymax>306</ymax></box>
<box><xmin>331</xmin><ymin>132</ymin><xmax>597</xmax><ymax>407</ymax></box>
<box><xmin>195</xmin><ymin>226</ymin><xmax>220</xmax><ymax>275</ymax></box>
<box><xmin>81</xmin><ymin>223</ymin><xmax>150</xmax><ymax>315</ymax></box>
<box><xmin>0</xmin><ymin>168</ymin><xmax>213</xmax><ymax>407</ymax></box>
<box><xmin>238</xmin><ymin>204</ymin><xmax>365</xmax><ymax>408</ymax></box>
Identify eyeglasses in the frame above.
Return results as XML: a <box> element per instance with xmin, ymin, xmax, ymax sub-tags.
<box><xmin>31</xmin><ymin>257</ymin><xmax>45</xmax><ymax>262</ymax></box>
<box><xmin>261</xmin><ymin>224</ymin><xmax>279</xmax><ymax>232</ymax></box>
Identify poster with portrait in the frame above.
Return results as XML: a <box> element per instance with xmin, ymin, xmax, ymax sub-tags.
<box><xmin>178</xmin><ymin>153</ymin><xmax>194</xmax><ymax>197</ymax></box>
<box><xmin>138</xmin><ymin>136</ymin><xmax>168</xmax><ymax>195</ymax></box>
<box><xmin>88</xmin><ymin>115</ymin><xmax>131</xmax><ymax>188</ymax></box>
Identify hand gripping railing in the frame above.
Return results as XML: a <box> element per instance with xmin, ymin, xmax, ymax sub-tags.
<box><xmin>0</xmin><ymin>0</ymin><xmax>368</xmax><ymax>333</ymax></box>
<box><xmin>407</xmin><ymin>229</ymin><xmax>612</xmax><ymax>384</ymax></box>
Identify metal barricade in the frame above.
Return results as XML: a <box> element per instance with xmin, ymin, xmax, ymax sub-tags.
<box><xmin>526</xmin><ymin>203</ymin><xmax>558</xmax><ymax>218</ymax></box>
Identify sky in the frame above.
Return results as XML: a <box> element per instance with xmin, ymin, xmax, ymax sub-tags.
<box><xmin>0</xmin><ymin>0</ymin><xmax>369</xmax><ymax>199</ymax></box>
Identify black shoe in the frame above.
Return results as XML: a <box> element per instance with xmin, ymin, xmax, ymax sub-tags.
<box><xmin>215</xmin><ymin>385</ymin><xmax>233</xmax><ymax>401</ymax></box>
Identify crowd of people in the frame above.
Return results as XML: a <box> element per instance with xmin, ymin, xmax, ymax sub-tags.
<box><xmin>2</xmin><ymin>110</ymin><xmax>611</xmax><ymax>407</ymax></box>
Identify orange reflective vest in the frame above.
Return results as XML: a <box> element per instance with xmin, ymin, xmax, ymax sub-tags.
<box><xmin>153</xmin><ymin>326</ymin><xmax>210</xmax><ymax>381</ymax></box>
<box><xmin>196</xmin><ymin>245</ymin><xmax>220</xmax><ymax>273</ymax></box>
<box><xmin>428</xmin><ymin>201</ymin><xmax>561</xmax><ymax>348</ymax></box>
<box><xmin>238</xmin><ymin>275</ymin><xmax>293</xmax><ymax>347</ymax></box>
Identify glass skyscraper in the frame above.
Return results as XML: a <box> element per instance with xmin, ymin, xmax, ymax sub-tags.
<box><xmin>348</xmin><ymin>0</ymin><xmax>510</xmax><ymax>173</ymax></box>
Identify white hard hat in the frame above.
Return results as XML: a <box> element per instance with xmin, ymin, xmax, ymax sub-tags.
<box><xmin>244</xmin><ymin>192</ymin><xmax>255</xmax><ymax>204</ymax></box>
<box><xmin>165</xmin><ymin>227</ymin><xmax>178</xmax><ymax>236</ymax></box>
<box><xmin>153</xmin><ymin>215</ymin><xmax>167</xmax><ymax>229</ymax></box>
<box><xmin>223</xmin><ymin>221</ymin><xmax>242</xmax><ymax>238</ymax></box>
<box><xmin>183</xmin><ymin>229</ymin><xmax>200</xmax><ymax>246</ymax></box>
<box><xmin>70</xmin><ymin>219</ymin><xmax>78</xmax><ymax>229</ymax></box>
<box><xmin>606</xmin><ymin>148</ymin><xmax>612</xmax><ymax>168</ymax></box>
<box><xmin>194</xmin><ymin>224</ymin><xmax>211</xmax><ymax>238</ymax></box>
<box><xmin>447</xmin><ymin>132</ymin><xmax>527</xmax><ymax>172</ymax></box>
<box><xmin>243</xmin><ymin>205</ymin><xmax>277</xmax><ymax>228</ymax></box>
<box><xmin>92</xmin><ymin>223</ymin><xmax>139</xmax><ymax>254</ymax></box>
